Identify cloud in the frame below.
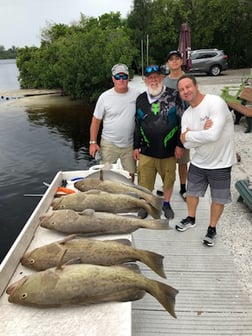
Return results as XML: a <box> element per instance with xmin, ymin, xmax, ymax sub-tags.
<box><xmin>0</xmin><ymin>0</ymin><xmax>132</xmax><ymax>49</ymax></box>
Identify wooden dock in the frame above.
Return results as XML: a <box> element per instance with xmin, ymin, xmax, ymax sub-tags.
<box><xmin>132</xmin><ymin>178</ymin><xmax>252</xmax><ymax>335</ymax></box>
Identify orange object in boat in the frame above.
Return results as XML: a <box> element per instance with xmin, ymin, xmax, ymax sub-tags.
<box><xmin>56</xmin><ymin>187</ymin><xmax>75</xmax><ymax>194</ymax></box>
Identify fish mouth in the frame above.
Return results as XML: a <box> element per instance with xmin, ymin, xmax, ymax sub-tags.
<box><xmin>6</xmin><ymin>277</ymin><xmax>27</xmax><ymax>297</ymax></box>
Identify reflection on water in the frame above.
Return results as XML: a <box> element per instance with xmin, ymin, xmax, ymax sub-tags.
<box><xmin>0</xmin><ymin>78</ymin><xmax>96</xmax><ymax>262</ymax></box>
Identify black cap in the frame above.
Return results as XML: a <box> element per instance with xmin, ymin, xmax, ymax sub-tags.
<box><xmin>144</xmin><ymin>65</ymin><xmax>162</xmax><ymax>77</ymax></box>
<box><xmin>167</xmin><ymin>50</ymin><xmax>182</xmax><ymax>60</ymax></box>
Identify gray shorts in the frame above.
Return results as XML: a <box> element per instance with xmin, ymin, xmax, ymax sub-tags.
<box><xmin>100</xmin><ymin>138</ymin><xmax>136</xmax><ymax>174</ymax></box>
<box><xmin>187</xmin><ymin>163</ymin><xmax>232</xmax><ymax>204</ymax></box>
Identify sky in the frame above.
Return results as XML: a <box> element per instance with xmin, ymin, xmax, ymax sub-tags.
<box><xmin>0</xmin><ymin>0</ymin><xmax>134</xmax><ymax>49</ymax></box>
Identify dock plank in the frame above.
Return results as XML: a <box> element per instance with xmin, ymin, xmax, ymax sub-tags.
<box><xmin>132</xmin><ymin>179</ymin><xmax>252</xmax><ymax>335</ymax></box>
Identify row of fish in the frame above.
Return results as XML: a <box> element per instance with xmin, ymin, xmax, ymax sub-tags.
<box><xmin>52</xmin><ymin>170</ymin><xmax>163</xmax><ymax>218</ymax></box>
<box><xmin>6</xmin><ymin>169</ymin><xmax>179</xmax><ymax>318</ymax></box>
<box><xmin>7</xmin><ymin>235</ymin><xmax>178</xmax><ymax>318</ymax></box>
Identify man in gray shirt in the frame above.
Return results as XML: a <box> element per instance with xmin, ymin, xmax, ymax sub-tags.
<box><xmin>89</xmin><ymin>63</ymin><xmax>139</xmax><ymax>181</ymax></box>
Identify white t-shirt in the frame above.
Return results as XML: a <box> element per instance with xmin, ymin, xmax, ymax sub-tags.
<box><xmin>93</xmin><ymin>87</ymin><xmax>139</xmax><ymax>147</ymax></box>
<box><xmin>182</xmin><ymin>94</ymin><xmax>236</xmax><ymax>169</ymax></box>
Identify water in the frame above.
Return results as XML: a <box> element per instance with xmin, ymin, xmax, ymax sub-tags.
<box><xmin>0</xmin><ymin>60</ymin><xmax>95</xmax><ymax>262</ymax></box>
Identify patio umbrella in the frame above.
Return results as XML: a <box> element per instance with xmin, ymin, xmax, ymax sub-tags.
<box><xmin>178</xmin><ymin>23</ymin><xmax>192</xmax><ymax>72</ymax></box>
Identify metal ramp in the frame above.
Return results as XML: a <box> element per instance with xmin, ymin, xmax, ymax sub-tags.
<box><xmin>132</xmin><ymin>178</ymin><xmax>252</xmax><ymax>335</ymax></box>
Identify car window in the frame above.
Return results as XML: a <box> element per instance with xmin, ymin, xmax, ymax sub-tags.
<box><xmin>191</xmin><ymin>51</ymin><xmax>218</xmax><ymax>60</ymax></box>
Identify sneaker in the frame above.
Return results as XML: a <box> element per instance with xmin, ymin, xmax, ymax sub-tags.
<box><xmin>179</xmin><ymin>190</ymin><xmax>187</xmax><ymax>202</ymax></box>
<box><xmin>175</xmin><ymin>216</ymin><xmax>196</xmax><ymax>232</ymax></box>
<box><xmin>162</xmin><ymin>204</ymin><xmax>174</xmax><ymax>219</ymax></box>
<box><xmin>137</xmin><ymin>208</ymin><xmax>148</xmax><ymax>219</ymax></box>
<box><xmin>156</xmin><ymin>190</ymin><xmax>164</xmax><ymax>197</ymax></box>
<box><xmin>202</xmin><ymin>226</ymin><xmax>216</xmax><ymax>247</ymax></box>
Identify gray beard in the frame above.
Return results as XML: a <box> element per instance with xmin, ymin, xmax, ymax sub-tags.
<box><xmin>148</xmin><ymin>84</ymin><xmax>164</xmax><ymax>97</ymax></box>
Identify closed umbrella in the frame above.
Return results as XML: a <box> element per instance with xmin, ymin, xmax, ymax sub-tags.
<box><xmin>178</xmin><ymin>23</ymin><xmax>192</xmax><ymax>72</ymax></box>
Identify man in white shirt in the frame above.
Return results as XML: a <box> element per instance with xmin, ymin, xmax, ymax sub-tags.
<box><xmin>176</xmin><ymin>74</ymin><xmax>236</xmax><ymax>247</ymax></box>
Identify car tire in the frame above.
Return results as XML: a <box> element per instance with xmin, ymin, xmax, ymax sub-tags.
<box><xmin>209</xmin><ymin>65</ymin><xmax>221</xmax><ymax>76</ymax></box>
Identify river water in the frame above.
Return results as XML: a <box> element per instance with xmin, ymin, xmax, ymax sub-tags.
<box><xmin>0</xmin><ymin>59</ymin><xmax>96</xmax><ymax>262</ymax></box>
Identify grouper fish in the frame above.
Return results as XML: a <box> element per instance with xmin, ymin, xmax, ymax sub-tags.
<box><xmin>40</xmin><ymin>209</ymin><xmax>170</xmax><ymax>235</ymax></box>
<box><xmin>6</xmin><ymin>263</ymin><xmax>178</xmax><ymax>318</ymax></box>
<box><xmin>20</xmin><ymin>235</ymin><xmax>166</xmax><ymax>278</ymax></box>
<box><xmin>74</xmin><ymin>178</ymin><xmax>162</xmax><ymax>211</ymax></box>
<box><xmin>51</xmin><ymin>190</ymin><xmax>161</xmax><ymax>219</ymax></box>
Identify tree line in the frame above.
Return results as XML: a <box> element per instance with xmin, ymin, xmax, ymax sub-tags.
<box><xmin>0</xmin><ymin>45</ymin><xmax>17</xmax><ymax>59</ymax></box>
<box><xmin>13</xmin><ymin>0</ymin><xmax>252</xmax><ymax>103</ymax></box>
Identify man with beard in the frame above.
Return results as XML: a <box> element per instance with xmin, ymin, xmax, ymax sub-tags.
<box><xmin>133</xmin><ymin>65</ymin><xmax>185</xmax><ymax>219</ymax></box>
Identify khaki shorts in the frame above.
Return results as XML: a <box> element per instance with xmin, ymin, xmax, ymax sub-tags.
<box><xmin>100</xmin><ymin>138</ymin><xmax>136</xmax><ymax>174</ymax></box>
<box><xmin>137</xmin><ymin>154</ymin><xmax>176</xmax><ymax>192</ymax></box>
<box><xmin>177</xmin><ymin>148</ymin><xmax>190</xmax><ymax>164</ymax></box>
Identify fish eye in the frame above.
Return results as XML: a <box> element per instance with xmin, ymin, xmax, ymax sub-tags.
<box><xmin>30</xmin><ymin>259</ymin><xmax>35</xmax><ymax>264</ymax></box>
<box><xmin>21</xmin><ymin>293</ymin><xmax>28</xmax><ymax>300</ymax></box>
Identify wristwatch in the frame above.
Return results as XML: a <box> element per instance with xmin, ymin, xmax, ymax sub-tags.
<box><xmin>89</xmin><ymin>140</ymin><xmax>96</xmax><ymax>144</ymax></box>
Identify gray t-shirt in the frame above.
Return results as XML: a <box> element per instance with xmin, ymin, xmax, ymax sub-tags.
<box><xmin>164</xmin><ymin>76</ymin><xmax>178</xmax><ymax>90</ymax></box>
<box><xmin>93</xmin><ymin>87</ymin><xmax>139</xmax><ymax>147</ymax></box>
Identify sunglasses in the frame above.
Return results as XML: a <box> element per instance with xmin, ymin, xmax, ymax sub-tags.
<box><xmin>145</xmin><ymin>65</ymin><xmax>160</xmax><ymax>75</ymax></box>
<box><xmin>114</xmin><ymin>74</ymin><xmax>129</xmax><ymax>80</ymax></box>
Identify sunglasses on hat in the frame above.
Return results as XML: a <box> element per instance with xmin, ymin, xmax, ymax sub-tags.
<box><xmin>144</xmin><ymin>65</ymin><xmax>161</xmax><ymax>76</ymax></box>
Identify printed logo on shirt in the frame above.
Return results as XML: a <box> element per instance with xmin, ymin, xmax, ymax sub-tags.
<box><xmin>152</xmin><ymin>103</ymin><xmax>160</xmax><ymax>115</ymax></box>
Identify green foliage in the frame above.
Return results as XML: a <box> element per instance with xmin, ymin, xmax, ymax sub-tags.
<box><xmin>0</xmin><ymin>45</ymin><xmax>17</xmax><ymax>59</ymax></box>
<box><xmin>128</xmin><ymin>0</ymin><xmax>252</xmax><ymax>69</ymax></box>
<box><xmin>15</xmin><ymin>0</ymin><xmax>252</xmax><ymax>101</ymax></box>
<box><xmin>16</xmin><ymin>13</ymin><xmax>138</xmax><ymax>102</ymax></box>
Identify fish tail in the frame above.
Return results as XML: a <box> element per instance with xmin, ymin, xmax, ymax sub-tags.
<box><xmin>142</xmin><ymin>219</ymin><xmax>171</xmax><ymax>230</ymax></box>
<box><xmin>148</xmin><ymin>280</ymin><xmax>179</xmax><ymax>318</ymax></box>
<box><xmin>143</xmin><ymin>203</ymin><xmax>161</xmax><ymax>219</ymax></box>
<box><xmin>139</xmin><ymin>250</ymin><xmax>166</xmax><ymax>278</ymax></box>
<box><xmin>144</xmin><ymin>194</ymin><xmax>163</xmax><ymax>211</ymax></box>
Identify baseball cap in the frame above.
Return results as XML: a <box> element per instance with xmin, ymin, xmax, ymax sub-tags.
<box><xmin>144</xmin><ymin>65</ymin><xmax>162</xmax><ymax>77</ymax></box>
<box><xmin>111</xmin><ymin>63</ymin><xmax>129</xmax><ymax>76</ymax></box>
<box><xmin>167</xmin><ymin>50</ymin><xmax>182</xmax><ymax>60</ymax></box>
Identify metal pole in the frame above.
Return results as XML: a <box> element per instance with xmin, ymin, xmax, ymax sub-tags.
<box><xmin>146</xmin><ymin>34</ymin><xmax>149</xmax><ymax>66</ymax></box>
<box><xmin>141</xmin><ymin>39</ymin><xmax>144</xmax><ymax>78</ymax></box>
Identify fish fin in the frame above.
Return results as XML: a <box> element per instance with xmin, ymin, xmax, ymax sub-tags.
<box><xmin>143</xmin><ymin>194</ymin><xmax>163</xmax><ymax>211</ymax></box>
<box><xmin>118</xmin><ymin>263</ymin><xmax>142</xmax><ymax>274</ymax></box>
<box><xmin>104</xmin><ymin>239</ymin><xmax>132</xmax><ymax>246</ymax></box>
<box><xmin>117</xmin><ymin>192</ymin><xmax>140</xmax><ymax>199</ymax></box>
<box><xmin>148</xmin><ymin>280</ymin><xmax>179</xmax><ymax>318</ymax></box>
<box><xmin>56</xmin><ymin>248</ymin><xmax>68</xmax><ymax>270</ymax></box>
<box><xmin>79</xmin><ymin>209</ymin><xmax>95</xmax><ymax>216</ymax></box>
<box><xmin>99</xmin><ymin>169</ymin><xmax>104</xmax><ymax>181</ymax></box>
<box><xmin>142</xmin><ymin>219</ymin><xmax>171</xmax><ymax>230</ymax></box>
<box><xmin>130</xmin><ymin>183</ymin><xmax>153</xmax><ymax>195</ymax></box>
<box><xmin>59</xmin><ymin>234</ymin><xmax>77</xmax><ymax>245</ymax></box>
<box><xmin>143</xmin><ymin>202</ymin><xmax>162</xmax><ymax>219</ymax></box>
<box><xmin>84</xmin><ymin>189</ymin><xmax>103</xmax><ymax>195</ymax></box>
<box><xmin>64</xmin><ymin>257</ymin><xmax>82</xmax><ymax>265</ymax></box>
<box><xmin>137</xmin><ymin>249</ymin><xmax>166</xmax><ymax>278</ymax></box>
